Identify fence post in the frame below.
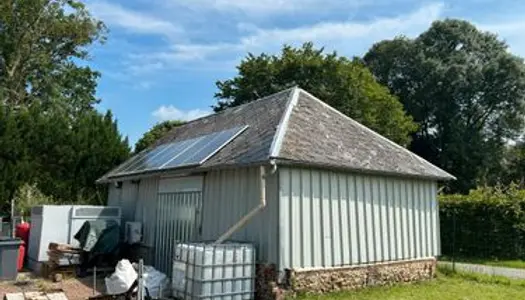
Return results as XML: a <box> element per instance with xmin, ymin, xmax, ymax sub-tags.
<box><xmin>10</xmin><ymin>197</ymin><xmax>15</xmax><ymax>238</ymax></box>
<box><xmin>452</xmin><ymin>210</ymin><xmax>456</xmax><ymax>272</ymax></box>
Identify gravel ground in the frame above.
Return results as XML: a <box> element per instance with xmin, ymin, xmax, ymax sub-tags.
<box><xmin>438</xmin><ymin>261</ymin><xmax>525</xmax><ymax>279</ymax></box>
<box><xmin>0</xmin><ymin>273</ymin><xmax>106</xmax><ymax>300</ymax></box>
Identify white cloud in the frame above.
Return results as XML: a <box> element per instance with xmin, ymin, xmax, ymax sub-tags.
<box><xmin>171</xmin><ymin>0</ymin><xmax>356</xmax><ymax>14</ymax></box>
<box><xmin>132</xmin><ymin>2</ymin><xmax>444</xmax><ymax>71</ymax></box>
<box><xmin>88</xmin><ymin>1</ymin><xmax>181</xmax><ymax>37</ymax></box>
<box><xmin>242</xmin><ymin>2</ymin><xmax>443</xmax><ymax>45</ymax></box>
<box><xmin>152</xmin><ymin>106</ymin><xmax>211</xmax><ymax>121</ymax></box>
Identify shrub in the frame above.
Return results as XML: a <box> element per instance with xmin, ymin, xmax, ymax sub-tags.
<box><xmin>439</xmin><ymin>184</ymin><xmax>525</xmax><ymax>259</ymax></box>
<box><xmin>13</xmin><ymin>183</ymin><xmax>55</xmax><ymax>218</ymax></box>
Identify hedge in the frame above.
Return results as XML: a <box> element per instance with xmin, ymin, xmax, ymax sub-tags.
<box><xmin>439</xmin><ymin>185</ymin><xmax>525</xmax><ymax>259</ymax></box>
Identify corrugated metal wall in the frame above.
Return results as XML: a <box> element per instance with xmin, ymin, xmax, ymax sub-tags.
<box><xmin>200</xmin><ymin>167</ymin><xmax>280</xmax><ymax>265</ymax></box>
<box><xmin>106</xmin><ymin>181</ymin><xmax>138</xmax><ymax>224</ymax></box>
<box><xmin>135</xmin><ymin>178</ymin><xmax>158</xmax><ymax>247</ymax></box>
<box><xmin>278</xmin><ymin>167</ymin><xmax>439</xmax><ymax>270</ymax></box>
<box><xmin>121</xmin><ymin>181</ymin><xmax>139</xmax><ymax>224</ymax></box>
<box><xmin>155</xmin><ymin>191</ymin><xmax>202</xmax><ymax>274</ymax></box>
<box><xmin>107</xmin><ymin>184</ymin><xmax>120</xmax><ymax>207</ymax></box>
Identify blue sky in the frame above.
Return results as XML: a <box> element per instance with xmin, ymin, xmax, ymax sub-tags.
<box><xmin>84</xmin><ymin>0</ymin><xmax>525</xmax><ymax>147</ymax></box>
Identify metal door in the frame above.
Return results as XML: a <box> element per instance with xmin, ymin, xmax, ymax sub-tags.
<box><xmin>154</xmin><ymin>191</ymin><xmax>202</xmax><ymax>274</ymax></box>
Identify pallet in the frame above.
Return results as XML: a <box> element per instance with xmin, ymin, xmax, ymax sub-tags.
<box><xmin>47</xmin><ymin>251</ymin><xmax>81</xmax><ymax>265</ymax></box>
<box><xmin>48</xmin><ymin>243</ymin><xmax>82</xmax><ymax>253</ymax></box>
<box><xmin>42</xmin><ymin>262</ymin><xmax>113</xmax><ymax>282</ymax></box>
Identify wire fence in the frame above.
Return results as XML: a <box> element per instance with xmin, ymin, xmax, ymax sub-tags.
<box><xmin>440</xmin><ymin>208</ymin><xmax>525</xmax><ymax>263</ymax></box>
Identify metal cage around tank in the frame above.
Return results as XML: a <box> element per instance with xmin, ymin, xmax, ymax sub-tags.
<box><xmin>172</xmin><ymin>242</ymin><xmax>256</xmax><ymax>300</ymax></box>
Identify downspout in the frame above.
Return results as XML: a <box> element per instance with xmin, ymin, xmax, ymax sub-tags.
<box><xmin>214</xmin><ymin>160</ymin><xmax>277</xmax><ymax>244</ymax></box>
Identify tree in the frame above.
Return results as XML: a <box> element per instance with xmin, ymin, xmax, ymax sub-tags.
<box><xmin>0</xmin><ymin>0</ymin><xmax>129</xmax><ymax>208</ymax></box>
<box><xmin>66</xmin><ymin>110</ymin><xmax>130</xmax><ymax>203</ymax></box>
<box><xmin>364</xmin><ymin>19</ymin><xmax>525</xmax><ymax>192</ymax></box>
<box><xmin>135</xmin><ymin>120</ymin><xmax>185</xmax><ymax>153</ymax></box>
<box><xmin>502</xmin><ymin>141</ymin><xmax>525</xmax><ymax>186</ymax></box>
<box><xmin>0</xmin><ymin>0</ymin><xmax>105</xmax><ymax>111</ymax></box>
<box><xmin>214</xmin><ymin>43</ymin><xmax>417</xmax><ymax>146</ymax></box>
<box><xmin>13</xmin><ymin>183</ymin><xmax>55</xmax><ymax>218</ymax></box>
<box><xmin>0</xmin><ymin>103</ymin><xmax>130</xmax><ymax>208</ymax></box>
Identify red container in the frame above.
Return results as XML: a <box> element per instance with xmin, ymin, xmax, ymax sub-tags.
<box><xmin>17</xmin><ymin>241</ymin><xmax>25</xmax><ymax>271</ymax></box>
<box><xmin>15</xmin><ymin>222</ymin><xmax>30</xmax><ymax>246</ymax></box>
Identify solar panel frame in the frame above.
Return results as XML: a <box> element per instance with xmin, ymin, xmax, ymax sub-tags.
<box><xmin>196</xmin><ymin>126</ymin><xmax>248</xmax><ymax>164</ymax></box>
<box><xmin>107</xmin><ymin>125</ymin><xmax>248</xmax><ymax>178</ymax></box>
<box><xmin>163</xmin><ymin>125</ymin><xmax>248</xmax><ymax>169</ymax></box>
<box><xmin>143</xmin><ymin>138</ymin><xmax>197</xmax><ymax>169</ymax></box>
<box><xmin>157</xmin><ymin>135</ymin><xmax>206</xmax><ymax>169</ymax></box>
<box><xmin>118</xmin><ymin>143</ymin><xmax>172</xmax><ymax>174</ymax></box>
<box><xmin>105</xmin><ymin>147</ymin><xmax>152</xmax><ymax>177</ymax></box>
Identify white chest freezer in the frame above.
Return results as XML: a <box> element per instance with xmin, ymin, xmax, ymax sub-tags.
<box><xmin>27</xmin><ymin>205</ymin><xmax>121</xmax><ymax>271</ymax></box>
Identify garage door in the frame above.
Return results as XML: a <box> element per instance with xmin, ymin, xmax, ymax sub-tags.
<box><xmin>154</xmin><ymin>177</ymin><xmax>203</xmax><ymax>274</ymax></box>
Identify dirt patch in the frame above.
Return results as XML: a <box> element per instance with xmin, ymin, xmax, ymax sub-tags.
<box><xmin>0</xmin><ymin>273</ymin><xmax>106</xmax><ymax>300</ymax></box>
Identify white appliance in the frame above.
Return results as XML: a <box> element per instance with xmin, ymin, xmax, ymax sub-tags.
<box><xmin>27</xmin><ymin>205</ymin><xmax>121</xmax><ymax>272</ymax></box>
<box><xmin>68</xmin><ymin>205</ymin><xmax>122</xmax><ymax>248</ymax></box>
<box><xmin>125</xmin><ymin>222</ymin><xmax>142</xmax><ymax>244</ymax></box>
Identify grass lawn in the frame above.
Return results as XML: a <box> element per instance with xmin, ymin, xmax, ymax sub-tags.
<box><xmin>439</xmin><ymin>256</ymin><xmax>525</xmax><ymax>269</ymax></box>
<box><xmin>296</xmin><ymin>267</ymin><xmax>525</xmax><ymax>300</ymax></box>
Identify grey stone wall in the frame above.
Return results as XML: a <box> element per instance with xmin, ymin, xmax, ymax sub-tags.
<box><xmin>291</xmin><ymin>258</ymin><xmax>436</xmax><ymax>294</ymax></box>
<box><xmin>255</xmin><ymin>259</ymin><xmax>436</xmax><ymax>299</ymax></box>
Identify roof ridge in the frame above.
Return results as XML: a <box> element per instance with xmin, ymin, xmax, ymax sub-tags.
<box><xmin>165</xmin><ymin>87</ymin><xmax>296</xmax><ymax>129</ymax></box>
<box><xmin>296</xmin><ymin>88</ymin><xmax>456</xmax><ymax>180</ymax></box>
<box><xmin>268</xmin><ymin>86</ymin><xmax>300</xmax><ymax>158</ymax></box>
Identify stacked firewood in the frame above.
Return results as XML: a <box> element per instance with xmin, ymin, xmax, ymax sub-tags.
<box><xmin>47</xmin><ymin>242</ymin><xmax>82</xmax><ymax>267</ymax></box>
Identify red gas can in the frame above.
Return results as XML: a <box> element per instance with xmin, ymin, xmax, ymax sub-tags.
<box><xmin>17</xmin><ymin>241</ymin><xmax>25</xmax><ymax>271</ymax></box>
<box><xmin>15</xmin><ymin>222</ymin><xmax>30</xmax><ymax>270</ymax></box>
<box><xmin>15</xmin><ymin>222</ymin><xmax>30</xmax><ymax>245</ymax></box>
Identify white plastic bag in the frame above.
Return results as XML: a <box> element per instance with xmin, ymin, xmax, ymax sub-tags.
<box><xmin>105</xmin><ymin>259</ymin><xmax>138</xmax><ymax>295</ymax></box>
<box><xmin>142</xmin><ymin>265</ymin><xmax>169</xmax><ymax>298</ymax></box>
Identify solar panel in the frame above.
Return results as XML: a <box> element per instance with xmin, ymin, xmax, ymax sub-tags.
<box><xmin>118</xmin><ymin>143</ymin><xmax>172</xmax><ymax>174</ymax></box>
<box><xmin>109</xmin><ymin>125</ymin><xmax>248</xmax><ymax>177</ymax></box>
<box><xmin>163</xmin><ymin>126</ymin><xmax>247</xmax><ymax>168</ymax></box>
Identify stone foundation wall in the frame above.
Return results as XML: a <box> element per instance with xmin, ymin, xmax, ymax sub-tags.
<box><xmin>256</xmin><ymin>264</ymin><xmax>285</xmax><ymax>300</ymax></box>
<box><xmin>290</xmin><ymin>258</ymin><xmax>436</xmax><ymax>294</ymax></box>
<box><xmin>255</xmin><ymin>259</ymin><xmax>436</xmax><ymax>298</ymax></box>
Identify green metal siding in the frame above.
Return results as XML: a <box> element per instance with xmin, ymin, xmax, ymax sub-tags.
<box><xmin>199</xmin><ymin>167</ymin><xmax>280</xmax><ymax>265</ymax></box>
<box><xmin>279</xmin><ymin>167</ymin><xmax>439</xmax><ymax>270</ymax></box>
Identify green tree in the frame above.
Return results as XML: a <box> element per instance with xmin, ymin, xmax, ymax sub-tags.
<box><xmin>214</xmin><ymin>43</ymin><xmax>417</xmax><ymax>146</ymax></box>
<box><xmin>13</xmin><ymin>183</ymin><xmax>55</xmax><ymax>218</ymax></box>
<box><xmin>502</xmin><ymin>141</ymin><xmax>525</xmax><ymax>186</ymax></box>
<box><xmin>364</xmin><ymin>19</ymin><xmax>525</xmax><ymax>192</ymax></box>
<box><xmin>0</xmin><ymin>0</ymin><xmax>129</xmax><ymax>208</ymax></box>
<box><xmin>0</xmin><ymin>0</ymin><xmax>105</xmax><ymax>111</ymax></box>
<box><xmin>66</xmin><ymin>110</ymin><xmax>130</xmax><ymax>203</ymax></box>
<box><xmin>135</xmin><ymin>120</ymin><xmax>185</xmax><ymax>153</ymax></box>
<box><xmin>0</xmin><ymin>103</ymin><xmax>130</xmax><ymax>207</ymax></box>
<box><xmin>0</xmin><ymin>106</ymin><xmax>33</xmax><ymax>209</ymax></box>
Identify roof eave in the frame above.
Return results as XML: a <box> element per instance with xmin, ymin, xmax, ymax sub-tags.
<box><xmin>271</xmin><ymin>158</ymin><xmax>456</xmax><ymax>181</ymax></box>
<box><xmin>97</xmin><ymin>160</ymin><xmax>273</xmax><ymax>183</ymax></box>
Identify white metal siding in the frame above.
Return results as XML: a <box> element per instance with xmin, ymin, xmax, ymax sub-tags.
<box><xmin>135</xmin><ymin>178</ymin><xmax>158</xmax><ymax>247</ymax></box>
<box><xmin>279</xmin><ymin>167</ymin><xmax>439</xmax><ymax>270</ymax></box>
<box><xmin>155</xmin><ymin>191</ymin><xmax>202</xmax><ymax>274</ymax></box>
<box><xmin>107</xmin><ymin>184</ymin><xmax>120</xmax><ymax>207</ymax></box>
<box><xmin>106</xmin><ymin>181</ymin><xmax>138</xmax><ymax>224</ymax></box>
<box><xmin>200</xmin><ymin>167</ymin><xmax>279</xmax><ymax>265</ymax></box>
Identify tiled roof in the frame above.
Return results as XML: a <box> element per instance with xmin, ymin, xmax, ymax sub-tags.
<box><xmin>101</xmin><ymin>87</ymin><xmax>454</xmax><ymax>181</ymax></box>
<box><xmin>279</xmin><ymin>89</ymin><xmax>454</xmax><ymax>180</ymax></box>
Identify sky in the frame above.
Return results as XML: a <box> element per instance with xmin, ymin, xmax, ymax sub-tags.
<box><xmin>84</xmin><ymin>0</ymin><xmax>525</xmax><ymax>147</ymax></box>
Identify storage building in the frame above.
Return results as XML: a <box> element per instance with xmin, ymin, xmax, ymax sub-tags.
<box><xmin>99</xmin><ymin>87</ymin><xmax>454</xmax><ymax>295</ymax></box>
